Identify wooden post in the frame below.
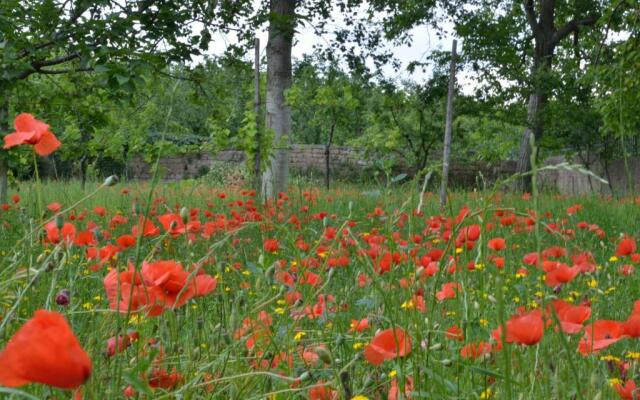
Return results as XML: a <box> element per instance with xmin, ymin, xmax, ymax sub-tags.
<box><xmin>253</xmin><ymin>37</ymin><xmax>262</xmax><ymax>193</ymax></box>
<box><xmin>440</xmin><ymin>39</ymin><xmax>457</xmax><ymax>207</ymax></box>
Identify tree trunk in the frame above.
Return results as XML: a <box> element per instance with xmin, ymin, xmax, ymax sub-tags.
<box><xmin>515</xmin><ymin>91</ymin><xmax>544</xmax><ymax>192</ymax></box>
<box><xmin>440</xmin><ymin>40</ymin><xmax>457</xmax><ymax>207</ymax></box>
<box><xmin>262</xmin><ymin>0</ymin><xmax>295</xmax><ymax>200</ymax></box>
<box><xmin>253</xmin><ymin>38</ymin><xmax>262</xmax><ymax>193</ymax></box>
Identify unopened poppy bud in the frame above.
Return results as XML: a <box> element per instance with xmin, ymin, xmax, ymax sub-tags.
<box><xmin>429</xmin><ymin>342</ymin><xmax>442</xmax><ymax>351</ymax></box>
<box><xmin>55</xmin><ymin>215</ymin><xmax>64</xmax><ymax>230</ymax></box>
<box><xmin>36</xmin><ymin>253</ymin><xmax>46</xmax><ymax>263</ymax></box>
<box><xmin>170</xmin><ymin>220</ymin><xmax>178</xmax><ymax>230</ymax></box>
<box><xmin>55</xmin><ymin>289</ymin><xmax>71</xmax><ymax>306</ymax></box>
<box><xmin>441</xmin><ymin>358</ymin><xmax>453</xmax><ymax>366</ymax></box>
<box><xmin>315</xmin><ymin>347</ymin><xmax>332</xmax><ymax>364</ymax></box>
<box><xmin>93</xmin><ymin>228</ymin><xmax>103</xmax><ymax>242</ymax></box>
<box><xmin>123</xmin><ymin>385</ymin><xmax>136</xmax><ymax>398</ymax></box>
<box><xmin>297</xmin><ymin>371</ymin><xmax>310</xmax><ymax>382</ymax></box>
<box><xmin>473</xmin><ymin>301</ymin><xmax>480</xmax><ymax>309</ymax></box>
<box><xmin>416</xmin><ymin>266</ymin><xmax>425</xmax><ymax>277</ymax></box>
<box><xmin>180</xmin><ymin>207</ymin><xmax>189</xmax><ymax>224</ymax></box>
<box><xmin>104</xmin><ymin>175</ymin><xmax>119</xmax><ymax>187</ymax></box>
<box><xmin>264</xmin><ymin>265</ymin><xmax>275</xmax><ymax>282</ymax></box>
<box><xmin>487</xmin><ymin>295</ymin><xmax>497</xmax><ymax>304</ymax></box>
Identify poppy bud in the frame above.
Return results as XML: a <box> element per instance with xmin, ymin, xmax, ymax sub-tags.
<box><xmin>441</xmin><ymin>359</ymin><xmax>453</xmax><ymax>366</ymax></box>
<box><xmin>429</xmin><ymin>342</ymin><xmax>442</xmax><ymax>351</ymax></box>
<box><xmin>55</xmin><ymin>215</ymin><xmax>64</xmax><ymax>230</ymax></box>
<box><xmin>264</xmin><ymin>264</ymin><xmax>275</xmax><ymax>282</ymax></box>
<box><xmin>36</xmin><ymin>253</ymin><xmax>46</xmax><ymax>263</ymax></box>
<box><xmin>93</xmin><ymin>228</ymin><xmax>103</xmax><ymax>242</ymax></box>
<box><xmin>297</xmin><ymin>371</ymin><xmax>310</xmax><ymax>382</ymax></box>
<box><xmin>335</xmin><ymin>334</ymin><xmax>345</xmax><ymax>346</ymax></box>
<box><xmin>104</xmin><ymin>175</ymin><xmax>119</xmax><ymax>187</ymax></box>
<box><xmin>56</xmin><ymin>289</ymin><xmax>71</xmax><ymax>306</ymax></box>
<box><xmin>315</xmin><ymin>347</ymin><xmax>332</xmax><ymax>365</ymax></box>
<box><xmin>170</xmin><ymin>220</ymin><xmax>178</xmax><ymax>230</ymax></box>
<box><xmin>180</xmin><ymin>207</ymin><xmax>189</xmax><ymax>224</ymax></box>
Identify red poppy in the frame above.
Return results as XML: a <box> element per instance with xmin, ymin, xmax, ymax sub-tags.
<box><xmin>487</xmin><ymin>237</ymin><xmax>506</xmax><ymax>251</ymax></box>
<box><xmin>349</xmin><ymin>318</ymin><xmax>370</xmax><ymax>333</ymax></box>
<box><xmin>106</xmin><ymin>331</ymin><xmax>140</xmax><ymax>357</ymax></box>
<box><xmin>505</xmin><ymin>310</ymin><xmax>544</xmax><ymax>345</ymax></box>
<box><xmin>617</xmin><ymin>238</ymin><xmax>637</xmax><ymax>257</ymax></box>
<box><xmin>577</xmin><ymin>320</ymin><xmax>626</xmax><ymax>355</ymax></box>
<box><xmin>446</xmin><ymin>324</ymin><xmax>464</xmax><ymax>341</ymax></box>
<box><xmin>389</xmin><ymin>376</ymin><xmax>414</xmax><ymax>400</ymax></box>
<box><xmin>550</xmin><ymin>299</ymin><xmax>591</xmax><ymax>334</ymax></box>
<box><xmin>47</xmin><ymin>202</ymin><xmax>62</xmax><ymax>212</ymax></box>
<box><xmin>364</xmin><ymin>328</ymin><xmax>411</xmax><ymax>365</ymax></box>
<box><xmin>3</xmin><ymin>113</ymin><xmax>61</xmax><ymax>156</ymax></box>
<box><xmin>436</xmin><ymin>282</ymin><xmax>460</xmax><ymax>301</ymax></box>
<box><xmin>545</xmin><ymin>263</ymin><xmax>580</xmax><ymax>287</ymax></box>
<box><xmin>460</xmin><ymin>341</ymin><xmax>492</xmax><ymax>359</ymax></box>
<box><xmin>0</xmin><ymin>310</ymin><xmax>91</xmax><ymax>389</ymax></box>
<box><xmin>614</xmin><ymin>379</ymin><xmax>639</xmax><ymax>400</ymax></box>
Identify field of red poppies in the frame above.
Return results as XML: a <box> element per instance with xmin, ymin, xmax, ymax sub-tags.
<box><xmin>2</xmin><ymin>117</ymin><xmax>640</xmax><ymax>400</ymax></box>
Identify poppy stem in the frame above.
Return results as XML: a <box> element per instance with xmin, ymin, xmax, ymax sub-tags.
<box><xmin>32</xmin><ymin>151</ymin><xmax>44</xmax><ymax>224</ymax></box>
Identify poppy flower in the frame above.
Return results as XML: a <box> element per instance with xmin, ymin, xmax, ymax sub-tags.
<box><xmin>577</xmin><ymin>320</ymin><xmax>626</xmax><ymax>355</ymax></box>
<box><xmin>106</xmin><ymin>331</ymin><xmax>140</xmax><ymax>357</ymax></box>
<box><xmin>349</xmin><ymin>318</ymin><xmax>370</xmax><ymax>333</ymax></box>
<box><xmin>614</xmin><ymin>379</ymin><xmax>639</xmax><ymax>400</ymax></box>
<box><xmin>505</xmin><ymin>310</ymin><xmax>544</xmax><ymax>346</ymax></box>
<box><xmin>550</xmin><ymin>300</ymin><xmax>591</xmax><ymax>334</ymax></box>
<box><xmin>436</xmin><ymin>282</ymin><xmax>460</xmax><ymax>301</ymax></box>
<box><xmin>545</xmin><ymin>263</ymin><xmax>580</xmax><ymax>287</ymax></box>
<box><xmin>617</xmin><ymin>238</ymin><xmax>637</xmax><ymax>257</ymax></box>
<box><xmin>389</xmin><ymin>376</ymin><xmax>414</xmax><ymax>400</ymax></box>
<box><xmin>364</xmin><ymin>328</ymin><xmax>411</xmax><ymax>366</ymax></box>
<box><xmin>460</xmin><ymin>341</ymin><xmax>492</xmax><ymax>359</ymax></box>
<box><xmin>3</xmin><ymin>113</ymin><xmax>61</xmax><ymax>156</ymax></box>
<box><xmin>487</xmin><ymin>238</ymin><xmax>506</xmax><ymax>251</ymax></box>
<box><xmin>0</xmin><ymin>310</ymin><xmax>91</xmax><ymax>389</ymax></box>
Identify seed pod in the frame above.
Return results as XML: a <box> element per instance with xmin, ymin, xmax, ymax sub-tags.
<box><xmin>315</xmin><ymin>347</ymin><xmax>332</xmax><ymax>365</ymax></box>
<box><xmin>180</xmin><ymin>207</ymin><xmax>189</xmax><ymax>224</ymax></box>
<box><xmin>55</xmin><ymin>289</ymin><xmax>71</xmax><ymax>306</ymax></box>
<box><xmin>104</xmin><ymin>175</ymin><xmax>119</xmax><ymax>187</ymax></box>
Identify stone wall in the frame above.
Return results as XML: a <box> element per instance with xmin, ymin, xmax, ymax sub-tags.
<box><xmin>127</xmin><ymin>145</ymin><xmax>364</xmax><ymax>180</ymax></box>
<box><xmin>126</xmin><ymin>146</ymin><xmax>639</xmax><ymax>196</ymax></box>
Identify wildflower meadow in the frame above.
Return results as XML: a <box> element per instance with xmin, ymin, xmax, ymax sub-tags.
<box><xmin>1</xmin><ymin>114</ymin><xmax>640</xmax><ymax>399</ymax></box>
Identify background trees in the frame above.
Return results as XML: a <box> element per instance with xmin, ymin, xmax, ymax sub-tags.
<box><xmin>0</xmin><ymin>0</ymin><xmax>637</xmax><ymax>196</ymax></box>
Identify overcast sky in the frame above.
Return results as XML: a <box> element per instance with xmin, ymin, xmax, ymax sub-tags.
<box><xmin>202</xmin><ymin>7</ymin><xmax>461</xmax><ymax>86</ymax></box>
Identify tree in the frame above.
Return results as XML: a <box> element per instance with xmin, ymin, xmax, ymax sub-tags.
<box><xmin>261</xmin><ymin>0</ymin><xmax>296</xmax><ymax>199</ymax></box>
<box><xmin>0</xmin><ymin>0</ymin><xmax>247</xmax><ymax>201</ymax></box>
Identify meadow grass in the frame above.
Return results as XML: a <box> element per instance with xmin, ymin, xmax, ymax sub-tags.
<box><xmin>1</xmin><ymin>178</ymin><xmax>639</xmax><ymax>399</ymax></box>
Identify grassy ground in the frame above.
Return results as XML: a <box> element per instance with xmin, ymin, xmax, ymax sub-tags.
<box><xmin>1</xmin><ymin>178</ymin><xmax>639</xmax><ymax>399</ymax></box>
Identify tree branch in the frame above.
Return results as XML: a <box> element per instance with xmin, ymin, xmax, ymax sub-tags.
<box><xmin>551</xmin><ymin>16</ymin><xmax>599</xmax><ymax>47</ymax></box>
<box><xmin>37</xmin><ymin>67</ymin><xmax>94</xmax><ymax>75</ymax></box>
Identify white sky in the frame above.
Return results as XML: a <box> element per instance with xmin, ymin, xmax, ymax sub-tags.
<box><xmin>201</xmin><ymin>6</ymin><xmax>464</xmax><ymax>87</ymax></box>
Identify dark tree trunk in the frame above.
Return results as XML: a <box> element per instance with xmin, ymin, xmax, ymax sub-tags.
<box><xmin>516</xmin><ymin>0</ymin><xmax>598</xmax><ymax>192</ymax></box>
<box><xmin>262</xmin><ymin>0</ymin><xmax>295</xmax><ymax>200</ymax></box>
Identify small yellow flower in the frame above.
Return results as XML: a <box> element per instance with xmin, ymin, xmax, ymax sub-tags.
<box><xmin>274</xmin><ymin>307</ymin><xmax>285</xmax><ymax>315</ymax></box>
<box><xmin>587</xmin><ymin>278</ymin><xmax>597</xmax><ymax>288</ymax></box>
<box><xmin>512</xmin><ymin>296</ymin><xmax>520</xmax><ymax>303</ymax></box>
<box><xmin>82</xmin><ymin>302</ymin><xmax>93</xmax><ymax>310</ymax></box>
<box><xmin>479</xmin><ymin>319</ymin><xmax>489</xmax><ymax>327</ymax></box>
<box><xmin>93</xmin><ymin>295</ymin><xmax>102</xmax><ymax>301</ymax></box>
<box><xmin>475</xmin><ymin>263</ymin><xmax>484</xmax><ymax>271</ymax></box>
<box><xmin>455</xmin><ymin>247</ymin><xmax>463</xmax><ymax>254</ymax></box>
<box><xmin>609</xmin><ymin>378</ymin><xmax>623</xmax><ymax>387</ymax></box>
<box><xmin>609</xmin><ymin>256</ymin><xmax>619</xmax><ymax>263</ymax></box>
<box><xmin>605</xmin><ymin>287</ymin><xmax>616</xmax><ymax>295</ymax></box>
<box><xmin>446</xmin><ymin>311</ymin><xmax>456</xmax><ymax>317</ymax></box>
<box><xmin>480</xmin><ymin>388</ymin><xmax>493</xmax><ymax>399</ymax></box>
<box><xmin>600</xmin><ymin>355</ymin><xmax>621</xmax><ymax>362</ymax></box>
<box><xmin>627</xmin><ymin>352</ymin><xmax>640</xmax><ymax>360</ymax></box>
<box><xmin>401</xmin><ymin>299</ymin><xmax>415</xmax><ymax>310</ymax></box>
<box><xmin>242</xmin><ymin>270</ymin><xmax>251</xmax><ymax>276</ymax></box>
<box><xmin>351</xmin><ymin>396</ymin><xmax>369</xmax><ymax>400</ymax></box>
<box><xmin>432</xmin><ymin>239</ymin><xmax>441</xmax><ymax>244</ymax></box>
<box><xmin>388</xmin><ymin>370</ymin><xmax>397</xmax><ymax>378</ymax></box>
<box><xmin>191</xmin><ymin>304</ymin><xmax>198</xmax><ymax>309</ymax></box>
<box><xmin>353</xmin><ymin>342</ymin><xmax>364</xmax><ymax>350</ymax></box>
<box><xmin>276</xmin><ymin>299</ymin><xmax>287</xmax><ymax>305</ymax></box>
<box><xmin>294</xmin><ymin>331</ymin><xmax>306</xmax><ymax>341</ymax></box>
<box><xmin>224</xmin><ymin>267</ymin><xmax>231</xmax><ymax>273</ymax></box>
<box><xmin>200</xmin><ymin>343</ymin><xmax>208</xmax><ymax>349</ymax></box>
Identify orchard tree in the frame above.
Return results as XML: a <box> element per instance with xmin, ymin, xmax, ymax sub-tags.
<box><xmin>0</xmin><ymin>0</ymin><xmax>249</xmax><ymax>201</ymax></box>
